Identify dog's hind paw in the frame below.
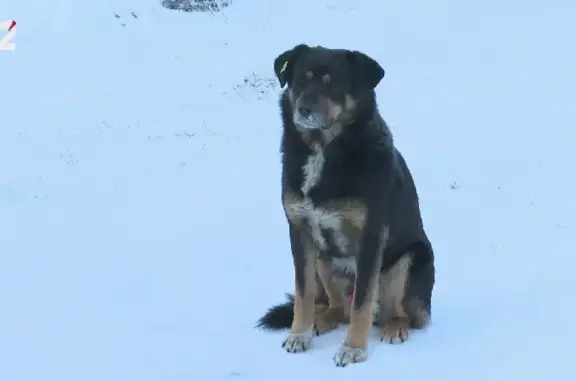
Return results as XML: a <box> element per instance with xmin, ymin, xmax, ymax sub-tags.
<box><xmin>333</xmin><ymin>345</ymin><xmax>368</xmax><ymax>367</ymax></box>
<box><xmin>314</xmin><ymin>306</ymin><xmax>345</xmax><ymax>335</ymax></box>
<box><xmin>379</xmin><ymin>317</ymin><xmax>410</xmax><ymax>344</ymax></box>
<box><xmin>282</xmin><ymin>331</ymin><xmax>313</xmax><ymax>353</ymax></box>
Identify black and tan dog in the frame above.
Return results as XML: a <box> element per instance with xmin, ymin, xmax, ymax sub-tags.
<box><xmin>256</xmin><ymin>44</ymin><xmax>436</xmax><ymax>367</ymax></box>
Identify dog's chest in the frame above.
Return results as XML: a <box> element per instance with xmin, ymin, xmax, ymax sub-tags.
<box><xmin>301</xmin><ymin>154</ymin><xmax>344</xmax><ymax>252</ymax></box>
<box><xmin>284</xmin><ymin>150</ymin><xmax>361</xmax><ymax>255</ymax></box>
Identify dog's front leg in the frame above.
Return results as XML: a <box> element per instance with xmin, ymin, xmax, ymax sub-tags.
<box><xmin>333</xmin><ymin>225</ymin><xmax>389</xmax><ymax>367</ymax></box>
<box><xmin>282</xmin><ymin>223</ymin><xmax>318</xmax><ymax>353</ymax></box>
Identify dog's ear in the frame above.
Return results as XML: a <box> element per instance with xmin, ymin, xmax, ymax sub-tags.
<box><xmin>346</xmin><ymin>50</ymin><xmax>385</xmax><ymax>89</ymax></box>
<box><xmin>273</xmin><ymin>44</ymin><xmax>310</xmax><ymax>88</ymax></box>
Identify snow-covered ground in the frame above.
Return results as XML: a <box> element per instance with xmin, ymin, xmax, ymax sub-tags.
<box><xmin>1</xmin><ymin>0</ymin><xmax>575</xmax><ymax>380</ymax></box>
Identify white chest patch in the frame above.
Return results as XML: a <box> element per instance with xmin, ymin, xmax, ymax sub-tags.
<box><xmin>301</xmin><ymin>149</ymin><xmax>325</xmax><ymax>196</ymax></box>
<box><xmin>292</xmin><ymin>148</ymin><xmax>349</xmax><ymax>252</ymax></box>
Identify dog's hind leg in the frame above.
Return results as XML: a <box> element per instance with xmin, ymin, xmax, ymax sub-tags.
<box><xmin>314</xmin><ymin>259</ymin><xmax>347</xmax><ymax>335</ymax></box>
<box><xmin>404</xmin><ymin>243</ymin><xmax>435</xmax><ymax>330</ymax></box>
<box><xmin>377</xmin><ymin>252</ymin><xmax>413</xmax><ymax>343</ymax></box>
<box><xmin>282</xmin><ymin>224</ymin><xmax>318</xmax><ymax>353</ymax></box>
<box><xmin>377</xmin><ymin>244</ymin><xmax>434</xmax><ymax>344</ymax></box>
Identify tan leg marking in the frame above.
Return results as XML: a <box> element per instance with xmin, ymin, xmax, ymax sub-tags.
<box><xmin>333</xmin><ymin>227</ymin><xmax>388</xmax><ymax>367</ymax></box>
<box><xmin>283</xmin><ymin>238</ymin><xmax>318</xmax><ymax>353</ymax></box>
<box><xmin>332</xmin><ymin>279</ymin><xmax>379</xmax><ymax>367</ymax></box>
<box><xmin>290</xmin><ymin>241</ymin><xmax>317</xmax><ymax>333</ymax></box>
<box><xmin>344</xmin><ymin>278</ymin><xmax>379</xmax><ymax>349</ymax></box>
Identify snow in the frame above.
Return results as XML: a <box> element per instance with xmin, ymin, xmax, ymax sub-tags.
<box><xmin>1</xmin><ymin>0</ymin><xmax>575</xmax><ymax>379</ymax></box>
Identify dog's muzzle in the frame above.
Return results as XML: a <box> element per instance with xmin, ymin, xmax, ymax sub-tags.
<box><xmin>293</xmin><ymin>105</ymin><xmax>329</xmax><ymax>130</ymax></box>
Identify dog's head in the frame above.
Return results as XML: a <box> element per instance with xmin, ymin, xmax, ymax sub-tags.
<box><xmin>274</xmin><ymin>44</ymin><xmax>384</xmax><ymax>133</ymax></box>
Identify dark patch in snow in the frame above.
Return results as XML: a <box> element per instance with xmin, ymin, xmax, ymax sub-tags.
<box><xmin>227</xmin><ymin>73</ymin><xmax>278</xmax><ymax>100</ymax></box>
<box><xmin>161</xmin><ymin>0</ymin><xmax>232</xmax><ymax>13</ymax></box>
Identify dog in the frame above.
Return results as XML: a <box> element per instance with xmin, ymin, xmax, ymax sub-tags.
<box><xmin>256</xmin><ymin>44</ymin><xmax>436</xmax><ymax>367</ymax></box>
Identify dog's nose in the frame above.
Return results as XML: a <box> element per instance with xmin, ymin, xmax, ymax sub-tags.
<box><xmin>297</xmin><ymin>106</ymin><xmax>312</xmax><ymax>118</ymax></box>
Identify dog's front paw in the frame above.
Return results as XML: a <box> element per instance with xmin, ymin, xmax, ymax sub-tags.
<box><xmin>332</xmin><ymin>345</ymin><xmax>368</xmax><ymax>367</ymax></box>
<box><xmin>282</xmin><ymin>331</ymin><xmax>313</xmax><ymax>353</ymax></box>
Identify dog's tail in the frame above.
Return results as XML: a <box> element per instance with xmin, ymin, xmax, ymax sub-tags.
<box><xmin>256</xmin><ymin>293</ymin><xmax>295</xmax><ymax>330</ymax></box>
